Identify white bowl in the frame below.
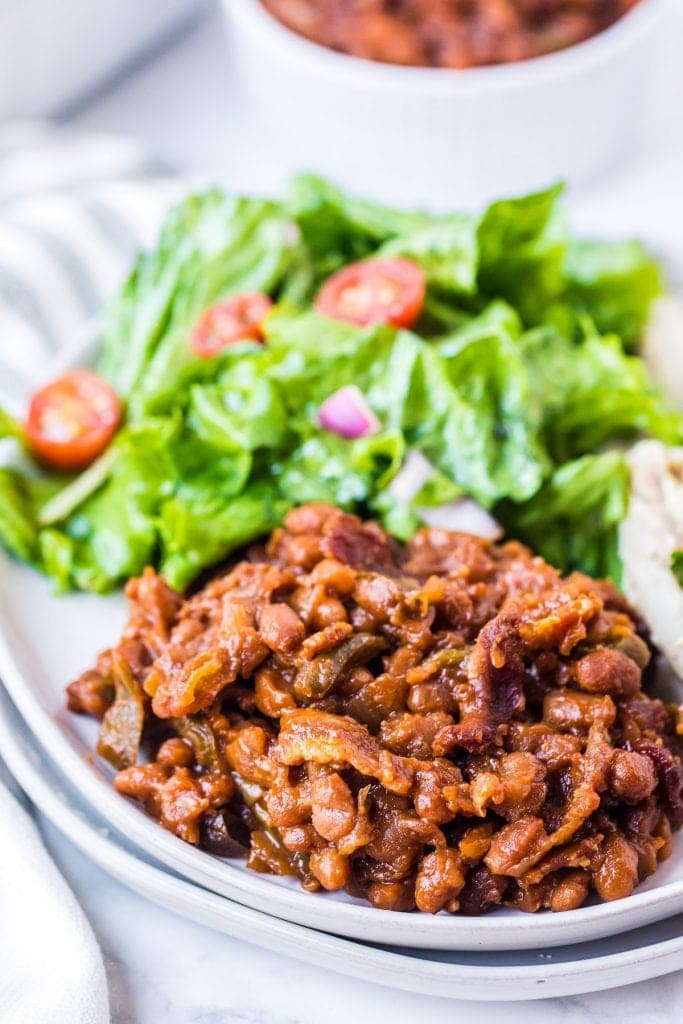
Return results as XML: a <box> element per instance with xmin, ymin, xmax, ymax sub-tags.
<box><xmin>222</xmin><ymin>0</ymin><xmax>669</xmax><ymax>209</ymax></box>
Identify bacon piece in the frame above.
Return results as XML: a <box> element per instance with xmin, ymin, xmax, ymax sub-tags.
<box><xmin>634</xmin><ymin>740</ymin><xmax>683</xmax><ymax>826</ymax></box>
<box><xmin>276</xmin><ymin>709</ymin><xmax>414</xmax><ymax>794</ymax></box>
<box><xmin>148</xmin><ymin>603</ymin><xmax>269</xmax><ymax>718</ymax></box>
<box><xmin>435</xmin><ymin>582</ymin><xmax>602</xmax><ymax>754</ymax></box>
<box><xmin>321</xmin><ymin>509</ymin><xmax>402</xmax><ymax>573</ymax></box>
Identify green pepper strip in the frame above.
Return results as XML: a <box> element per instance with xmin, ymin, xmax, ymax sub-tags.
<box><xmin>97</xmin><ymin>658</ymin><xmax>145</xmax><ymax>770</ymax></box>
<box><xmin>232</xmin><ymin>772</ymin><xmax>312</xmax><ymax>882</ymax></box>
<box><xmin>294</xmin><ymin>632</ymin><xmax>389</xmax><ymax>702</ymax></box>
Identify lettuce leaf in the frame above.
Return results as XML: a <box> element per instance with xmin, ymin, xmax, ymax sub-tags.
<box><xmin>264</xmin><ymin>306</ymin><xmax>547</xmax><ymax>505</ymax></box>
<box><xmin>0</xmin><ymin>469</ymin><xmax>41</xmax><ymax>564</ymax></box>
<box><xmin>477</xmin><ymin>185</ymin><xmax>567</xmax><ymax>322</ymax></box>
<box><xmin>563</xmin><ymin>239</ymin><xmax>662</xmax><ymax>348</ymax></box>
<box><xmin>500</xmin><ymin>451</ymin><xmax>630</xmax><ymax>582</ymax></box>
<box><xmin>378</xmin><ymin>216</ymin><xmax>478</xmax><ymax>295</ymax></box>
<box><xmin>273</xmin><ymin>429</ymin><xmax>405</xmax><ymax>509</ymax></box>
<box><xmin>520</xmin><ymin>320</ymin><xmax>682</xmax><ymax>462</ymax></box>
<box><xmin>158</xmin><ymin>484</ymin><xmax>288</xmax><ymax>591</ymax></box>
<box><xmin>99</xmin><ymin>190</ymin><xmax>304</xmax><ymax>414</ymax></box>
<box><xmin>285</xmin><ymin>173</ymin><xmax>428</xmax><ymax>263</ymax></box>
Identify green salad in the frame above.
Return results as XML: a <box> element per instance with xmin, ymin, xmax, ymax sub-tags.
<box><xmin>0</xmin><ymin>175</ymin><xmax>679</xmax><ymax>593</ymax></box>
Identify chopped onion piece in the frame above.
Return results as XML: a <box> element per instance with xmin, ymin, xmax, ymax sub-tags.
<box><xmin>317</xmin><ymin>386</ymin><xmax>381</xmax><ymax>439</ymax></box>
<box><xmin>417</xmin><ymin>499</ymin><xmax>502</xmax><ymax>539</ymax></box>
<box><xmin>389</xmin><ymin>449</ymin><xmax>502</xmax><ymax>538</ymax></box>
<box><xmin>388</xmin><ymin>449</ymin><xmax>435</xmax><ymax>503</ymax></box>
<box><xmin>283</xmin><ymin>221</ymin><xmax>301</xmax><ymax>247</ymax></box>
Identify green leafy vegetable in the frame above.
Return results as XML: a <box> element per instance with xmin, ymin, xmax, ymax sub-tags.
<box><xmin>0</xmin><ymin>409</ymin><xmax>23</xmax><ymax>442</ymax></box>
<box><xmin>99</xmin><ymin>191</ymin><xmax>304</xmax><ymax>414</ymax></box>
<box><xmin>477</xmin><ymin>184</ymin><xmax>567</xmax><ymax>322</ymax></box>
<box><xmin>0</xmin><ymin>176</ymin><xmax>676</xmax><ymax>593</ymax></box>
<box><xmin>378</xmin><ymin>215</ymin><xmax>478</xmax><ymax>295</ymax></box>
<box><xmin>158</xmin><ymin>485</ymin><xmax>287</xmax><ymax>592</ymax></box>
<box><xmin>500</xmin><ymin>451</ymin><xmax>630</xmax><ymax>582</ymax></box>
<box><xmin>0</xmin><ymin>469</ymin><xmax>40</xmax><ymax>563</ymax></box>
<box><xmin>519</xmin><ymin>319</ymin><xmax>681</xmax><ymax>463</ymax></box>
<box><xmin>563</xmin><ymin>239</ymin><xmax>662</xmax><ymax>348</ymax></box>
<box><xmin>671</xmin><ymin>550</ymin><xmax>683</xmax><ymax>587</ymax></box>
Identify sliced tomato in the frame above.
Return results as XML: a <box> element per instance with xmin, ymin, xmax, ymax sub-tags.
<box><xmin>314</xmin><ymin>258</ymin><xmax>426</xmax><ymax>328</ymax></box>
<box><xmin>190</xmin><ymin>293</ymin><xmax>274</xmax><ymax>358</ymax></box>
<box><xmin>26</xmin><ymin>369</ymin><xmax>122</xmax><ymax>472</ymax></box>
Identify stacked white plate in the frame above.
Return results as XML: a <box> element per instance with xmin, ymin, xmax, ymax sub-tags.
<box><xmin>1</xmin><ymin>524</ymin><xmax>683</xmax><ymax>1001</ymax></box>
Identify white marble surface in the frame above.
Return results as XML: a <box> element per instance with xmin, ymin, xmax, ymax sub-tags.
<box><xmin>38</xmin><ymin>819</ymin><xmax>683</xmax><ymax>1024</ymax></box>
<box><xmin>24</xmin><ymin>3</ymin><xmax>683</xmax><ymax>1021</ymax></box>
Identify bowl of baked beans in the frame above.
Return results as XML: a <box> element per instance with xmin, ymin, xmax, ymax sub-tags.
<box><xmin>222</xmin><ymin>0</ymin><xmax>669</xmax><ymax>208</ymax></box>
<box><xmin>257</xmin><ymin>1</ymin><xmax>645</xmax><ymax>70</ymax></box>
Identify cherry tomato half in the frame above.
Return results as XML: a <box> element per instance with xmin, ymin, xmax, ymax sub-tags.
<box><xmin>190</xmin><ymin>293</ymin><xmax>274</xmax><ymax>358</ymax></box>
<box><xmin>25</xmin><ymin>369</ymin><xmax>122</xmax><ymax>472</ymax></box>
<box><xmin>314</xmin><ymin>258</ymin><xmax>426</xmax><ymax>329</ymax></box>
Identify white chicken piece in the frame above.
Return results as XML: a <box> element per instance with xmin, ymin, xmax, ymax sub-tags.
<box><xmin>619</xmin><ymin>440</ymin><xmax>683</xmax><ymax>678</ymax></box>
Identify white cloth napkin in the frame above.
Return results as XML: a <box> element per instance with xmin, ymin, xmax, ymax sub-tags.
<box><xmin>0</xmin><ymin>124</ymin><xmax>184</xmax><ymax>1024</ymax></box>
<box><xmin>0</xmin><ymin>780</ymin><xmax>110</xmax><ymax>1024</ymax></box>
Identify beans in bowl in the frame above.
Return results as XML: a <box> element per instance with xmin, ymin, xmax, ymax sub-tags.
<box><xmin>261</xmin><ymin>0</ymin><xmax>643</xmax><ymax>69</ymax></box>
<box><xmin>67</xmin><ymin>504</ymin><xmax>683</xmax><ymax>915</ymax></box>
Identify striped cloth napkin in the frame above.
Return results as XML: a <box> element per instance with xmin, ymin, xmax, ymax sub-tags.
<box><xmin>0</xmin><ymin>124</ymin><xmax>187</xmax><ymax>1024</ymax></box>
<box><xmin>0</xmin><ymin>123</ymin><xmax>184</xmax><ymax>407</ymax></box>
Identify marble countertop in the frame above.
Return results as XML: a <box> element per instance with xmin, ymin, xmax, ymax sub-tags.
<box><xmin>33</xmin><ymin>4</ymin><xmax>683</xmax><ymax>1021</ymax></box>
<box><xmin>40</xmin><ymin>819</ymin><xmax>683</xmax><ymax>1024</ymax></box>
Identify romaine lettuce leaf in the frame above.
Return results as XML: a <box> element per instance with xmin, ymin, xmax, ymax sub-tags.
<box><xmin>273</xmin><ymin>429</ymin><xmax>405</xmax><ymax>510</ymax></box>
<box><xmin>378</xmin><ymin>216</ymin><xmax>478</xmax><ymax>295</ymax></box>
<box><xmin>563</xmin><ymin>239</ymin><xmax>662</xmax><ymax>347</ymax></box>
<box><xmin>264</xmin><ymin>307</ymin><xmax>547</xmax><ymax>505</ymax></box>
<box><xmin>158</xmin><ymin>484</ymin><xmax>288</xmax><ymax>591</ymax></box>
<box><xmin>500</xmin><ymin>451</ymin><xmax>630</xmax><ymax>582</ymax></box>
<box><xmin>0</xmin><ymin>469</ymin><xmax>41</xmax><ymax>564</ymax></box>
<box><xmin>285</xmin><ymin>173</ymin><xmax>428</xmax><ymax>262</ymax></box>
<box><xmin>520</xmin><ymin>320</ymin><xmax>682</xmax><ymax>462</ymax></box>
<box><xmin>99</xmin><ymin>190</ymin><xmax>304</xmax><ymax>413</ymax></box>
<box><xmin>477</xmin><ymin>184</ymin><xmax>567</xmax><ymax>322</ymax></box>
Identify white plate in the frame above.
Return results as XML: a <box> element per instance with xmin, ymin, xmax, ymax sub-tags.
<box><xmin>1</xmin><ymin>324</ymin><xmax>683</xmax><ymax>952</ymax></box>
<box><xmin>2</xmin><ymin>682</ymin><xmax>683</xmax><ymax>1002</ymax></box>
<box><xmin>2</xmin><ymin>544</ymin><xmax>683</xmax><ymax>952</ymax></box>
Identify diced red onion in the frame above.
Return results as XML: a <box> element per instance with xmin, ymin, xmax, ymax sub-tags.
<box><xmin>317</xmin><ymin>386</ymin><xmax>381</xmax><ymax>439</ymax></box>
<box><xmin>389</xmin><ymin>449</ymin><xmax>502</xmax><ymax>539</ymax></box>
